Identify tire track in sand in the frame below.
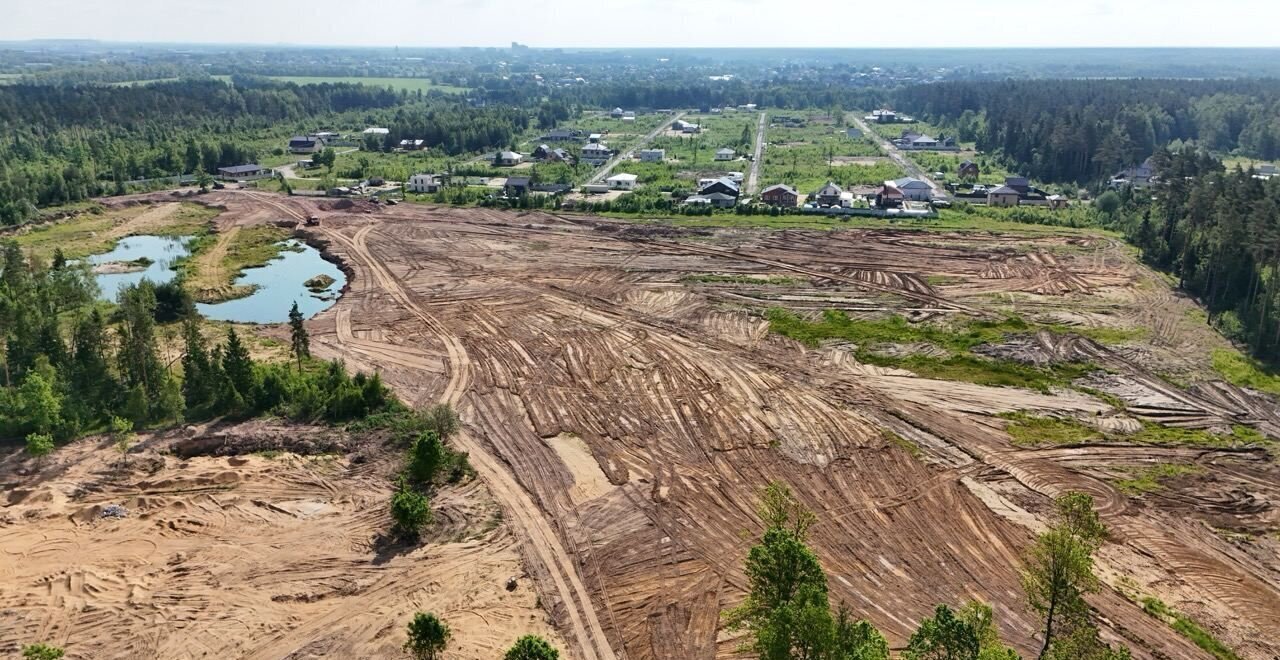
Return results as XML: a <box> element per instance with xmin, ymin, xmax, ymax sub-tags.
<box><xmin>322</xmin><ymin>222</ymin><xmax>618</xmax><ymax>660</ymax></box>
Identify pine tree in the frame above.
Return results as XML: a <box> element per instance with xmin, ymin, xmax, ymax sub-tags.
<box><xmin>117</xmin><ymin>282</ymin><xmax>165</xmax><ymax>403</ymax></box>
<box><xmin>220</xmin><ymin>327</ymin><xmax>256</xmax><ymax>410</ymax></box>
<box><xmin>180</xmin><ymin>317</ymin><xmax>213</xmax><ymax>411</ymax></box>
<box><xmin>288</xmin><ymin>301</ymin><xmax>310</xmax><ymax>372</ymax></box>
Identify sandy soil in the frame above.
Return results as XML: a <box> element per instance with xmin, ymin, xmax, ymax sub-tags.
<box><xmin>0</xmin><ymin>421</ymin><xmax>562</xmax><ymax>659</ymax></box>
<box><xmin>7</xmin><ymin>189</ymin><xmax>1279</xmax><ymax>660</ymax></box>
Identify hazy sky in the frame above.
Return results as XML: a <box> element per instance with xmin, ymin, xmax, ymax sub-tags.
<box><xmin>4</xmin><ymin>0</ymin><xmax>1279</xmax><ymax>48</ymax></box>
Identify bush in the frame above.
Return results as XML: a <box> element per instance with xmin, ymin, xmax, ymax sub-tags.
<box><xmin>22</xmin><ymin>644</ymin><xmax>65</xmax><ymax>660</ymax></box>
<box><xmin>404</xmin><ymin>612</ymin><xmax>451</xmax><ymax>660</ymax></box>
<box><xmin>407</xmin><ymin>431</ymin><xmax>445</xmax><ymax>487</ymax></box>
<box><xmin>391</xmin><ymin>481</ymin><xmax>431</xmax><ymax>540</ymax></box>
<box><xmin>25</xmin><ymin>432</ymin><xmax>54</xmax><ymax>459</ymax></box>
<box><xmin>504</xmin><ymin>635</ymin><xmax>560</xmax><ymax>660</ymax></box>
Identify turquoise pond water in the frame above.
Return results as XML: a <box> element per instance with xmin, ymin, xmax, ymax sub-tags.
<box><xmin>89</xmin><ymin>235</ymin><xmax>346</xmax><ymax>324</ymax></box>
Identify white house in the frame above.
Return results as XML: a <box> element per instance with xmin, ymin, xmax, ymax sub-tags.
<box><xmin>888</xmin><ymin>177</ymin><xmax>933</xmax><ymax>202</ymax></box>
<box><xmin>715</xmin><ymin>148</ymin><xmax>736</xmax><ymax>161</ymax></box>
<box><xmin>408</xmin><ymin>173</ymin><xmax>444</xmax><ymax>194</ymax></box>
<box><xmin>607</xmin><ymin>173</ymin><xmax>638</xmax><ymax>190</ymax></box>
<box><xmin>639</xmin><ymin>148</ymin><xmax>666</xmax><ymax>162</ymax></box>
<box><xmin>495</xmin><ymin>151</ymin><xmax>524</xmax><ymax>167</ymax></box>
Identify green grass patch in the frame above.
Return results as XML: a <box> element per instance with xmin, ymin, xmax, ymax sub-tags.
<box><xmin>225</xmin><ymin>225</ymin><xmax>297</xmax><ymax>271</ymax></box>
<box><xmin>1114</xmin><ymin>463</ymin><xmax>1203</xmax><ymax>494</ymax></box>
<box><xmin>14</xmin><ymin>202</ymin><xmax>217</xmax><ymax>259</ymax></box>
<box><xmin>884</xmin><ymin>430</ymin><xmax>922</xmax><ymax>458</ymax></box>
<box><xmin>1140</xmin><ymin>597</ymin><xmax>1241</xmax><ymax>660</ymax></box>
<box><xmin>999</xmin><ymin>412</ymin><xmax>1103</xmax><ymax>446</ymax></box>
<box><xmin>766</xmin><ymin>309</ymin><xmax>1097</xmax><ymax>391</ymax></box>
<box><xmin>1001</xmin><ymin>413</ymin><xmax>1267</xmax><ymax>449</ymax></box>
<box><xmin>682</xmin><ymin>274</ymin><xmax>800</xmax><ymax>286</ymax></box>
<box><xmin>1210</xmin><ymin>348</ymin><xmax>1280</xmax><ymax>395</ymax></box>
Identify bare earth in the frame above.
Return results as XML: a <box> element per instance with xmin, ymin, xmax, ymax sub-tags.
<box><xmin>3</xmin><ymin>189</ymin><xmax>1279</xmax><ymax>659</ymax></box>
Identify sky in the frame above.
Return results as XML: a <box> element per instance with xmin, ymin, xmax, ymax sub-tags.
<box><xmin>3</xmin><ymin>0</ymin><xmax>1279</xmax><ymax>49</ymax></box>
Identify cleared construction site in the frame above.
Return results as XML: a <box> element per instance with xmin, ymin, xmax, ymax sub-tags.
<box><xmin>3</xmin><ymin>190</ymin><xmax>1278</xmax><ymax>659</ymax></box>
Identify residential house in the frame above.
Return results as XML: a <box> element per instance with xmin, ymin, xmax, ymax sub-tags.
<box><xmin>890</xmin><ymin>177</ymin><xmax>933</xmax><ymax>202</ymax></box>
<box><xmin>957</xmin><ymin>160</ymin><xmax>980</xmax><ymax>181</ymax></box>
<box><xmin>531</xmin><ymin>144</ymin><xmax>553</xmax><ymax>160</ymax></box>
<box><xmin>639</xmin><ymin>148</ymin><xmax>666</xmax><ymax>162</ymax></box>
<box><xmin>1046</xmin><ymin>194</ymin><xmax>1069</xmax><ymax>210</ymax></box>
<box><xmin>288</xmin><ymin>135</ymin><xmax>325</xmax><ymax>154</ymax></box>
<box><xmin>877</xmin><ymin>183</ymin><xmax>905</xmax><ymax>208</ymax></box>
<box><xmin>907</xmin><ymin>134</ymin><xmax>939</xmax><ymax>149</ymax></box>
<box><xmin>610</xmin><ymin>107</ymin><xmax>625</xmax><ymax>118</ymax></box>
<box><xmin>760</xmin><ymin>184</ymin><xmax>799</xmax><ymax>207</ymax></box>
<box><xmin>1109</xmin><ymin>158</ymin><xmax>1156</xmax><ymax>189</ymax></box>
<box><xmin>815</xmin><ymin>182</ymin><xmax>844</xmax><ymax>207</ymax></box>
<box><xmin>217</xmin><ymin>164</ymin><xmax>267</xmax><ymax>180</ymax></box>
<box><xmin>549</xmin><ymin>148</ymin><xmax>576</xmax><ymax>165</ymax></box>
<box><xmin>715</xmin><ymin>148</ymin><xmax>737</xmax><ymax>161</ymax></box>
<box><xmin>398</xmin><ymin>139</ymin><xmax>426</xmax><ymax>151</ymax></box>
<box><xmin>541</xmin><ymin>128</ymin><xmax>582</xmax><ymax>142</ymax></box>
<box><xmin>494</xmin><ymin>151</ymin><xmax>524</xmax><ymax>167</ymax></box>
<box><xmin>987</xmin><ymin>185</ymin><xmax>1020</xmax><ymax>207</ymax></box>
<box><xmin>699</xmin><ymin>178</ymin><xmax>740</xmax><ymax>198</ymax></box>
<box><xmin>672</xmin><ymin>120</ymin><xmax>701</xmax><ymax>134</ymax></box>
<box><xmin>581</xmin><ymin>143</ymin><xmax>611</xmax><ymax>165</ymax></box>
<box><xmin>685</xmin><ymin>192</ymin><xmax>737</xmax><ymax>208</ymax></box>
<box><xmin>607</xmin><ymin>173</ymin><xmax>638</xmax><ymax>191</ymax></box>
<box><xmin>504</xmin><ymin>176</ymin><xmax>531</xmax><ymax>197</ymax></box>
<box><xmin>408</xmin><ymin>173</ymin><xmax>444</xmax><ymax>194</ymax></box>
<box><xmin>1004</xmin><ymin>176</ymin><xmax>1032</xmax><ymax>195</ymax></box>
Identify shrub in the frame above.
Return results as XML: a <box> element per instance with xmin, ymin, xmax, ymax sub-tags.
<box><xmin>504</xmin><ymin>635</ymin><xmax>560</xmax><ymax>660</ymax></box>
<box><xmin>391</xmin><ymin>481</ymin><xmax>431</xmax><ymax>540</ymax></box>
<box><xmin>404</xmin><ymin>612</ymin><xmax>450</xmax><ymax>660</ymax></box>
<box><xmin>22</xmin><ymin>644</ymin><xmax>65</xmax><ymax>660</ymax></box>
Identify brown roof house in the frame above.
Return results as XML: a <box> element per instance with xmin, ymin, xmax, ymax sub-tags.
<box><xmin>760</xmin><ymin>184</ymin><xmax>799</xmax><ymax>207</ymax></box>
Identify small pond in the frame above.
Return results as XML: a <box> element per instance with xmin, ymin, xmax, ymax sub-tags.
<box><xmin>90</xmin><ymin>235</ymin><xmax>346</xmax><ymax>324</ymax></box>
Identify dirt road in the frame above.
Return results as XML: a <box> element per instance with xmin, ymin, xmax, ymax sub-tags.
<box><xmin>746</xmin><ymin>111</ymin><xmax>767</xmax><ymax>195</ymax></box>
<box><xmin>851</xmin><ymin>113</ymin><xmax>945</xmax><ymax>197</ymax></box>
<box><xmin>588</xmin><ymin>112</ymin><xmax>686</xmax><ymax>183</ymax></box>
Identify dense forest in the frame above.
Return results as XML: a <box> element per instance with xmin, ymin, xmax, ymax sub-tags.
<box><xmin>894</xmin><ymin>79</ymin><xmax>1280</xmax><ymax>183</ymax></box>
<box><xmin>1105</xmin><ymin>148</ymin><xmax>1280</xmax><ymax>361</ymax></box>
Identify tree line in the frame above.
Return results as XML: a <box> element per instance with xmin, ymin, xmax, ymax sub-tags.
<box><xmin>1105</xmin><ymin>147</ymin><xmax>1280</xmax><ymax>361</ymax></box>
<box><xmin>893</xmin><ymin>78</ymin><xmax>1280</xmax><ymax>183</ymax></box>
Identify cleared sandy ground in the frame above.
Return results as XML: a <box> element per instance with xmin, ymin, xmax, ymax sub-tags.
<box><xmin>4</xmin><ymin>189</ymin><xmax>1278</xmax><ymax>659</ymax></box>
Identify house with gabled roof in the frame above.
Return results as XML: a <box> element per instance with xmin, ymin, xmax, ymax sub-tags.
<box><xmin>288</xmin><ymin>135</ymin><xmax>325</xmax><ymax>154</ymax></box>
<box><xmin>815</xmin><ymin>182</ymin><xmax>844</xmax><ymax>207</ymax></box>
<box><xmin>958</xmin><ymin>160</ymin><xmax>980</xmax><ymax>181</ymax></box>
<box><xmin>987</xmin><ymin>185</ymin><xmax>1020</xmax><ymax>207</ymax></box>
<box><xmin>890</xmin><ymin>177</ymin><xmax>933</xmax><ymax>201</ymax></box>
<box><xmin>715</xmin><ymin>148</ymin><xmax>737</xmax><ymax>161</ymax></box>
<box><xmin>699</xmin><ymin>177</ymin><xmax>740</xmax><ymax>198</ymax></box>
<box><xmin>761</xmin><ymin>184</ymin><xmax>799</xmax><ymax>207</ymax></box>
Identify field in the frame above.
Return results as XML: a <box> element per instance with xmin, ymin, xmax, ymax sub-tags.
<box><xmin>761</xmin><ymin>115</ymin><xmax>900</xmax><ymax>194</ymax></box>
<box><xmin>609</xmin><ymin>113</ymin><xmax>758</xmax><ymax>191</ymax></box>
<box><xmin>909</xmin><ymin>152</ymin><xmax>1017</xmax><ymax>186</ymax></box>
<box><xmin>4</xmin><ymin>190</ymin><xmax>1279</xmax><ymax>659</ymax></box>
<box><xmin>214</xmin><ymin>74</ymin><xmax>469</xmax><ymax>94</ymax></box>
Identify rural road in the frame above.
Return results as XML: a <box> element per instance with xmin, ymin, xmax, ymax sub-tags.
<box><xmin>275</xmin><ymin>147</ymin><xmax>359</xmax><ymax>180</ymax></box>
<box><xmin>850</xmin><ymin>113</ymin><xmax>945</xmax><ymax>197</ymax></box>
<box><xmin>588</xmin><ymin>111</ymin><xmax>686</xmax><ymax>183</ymax></box>
<box><xmin>745</xmin><ymin>111</ymin><xmax>767</xmax><ymax>195</ymax></box>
